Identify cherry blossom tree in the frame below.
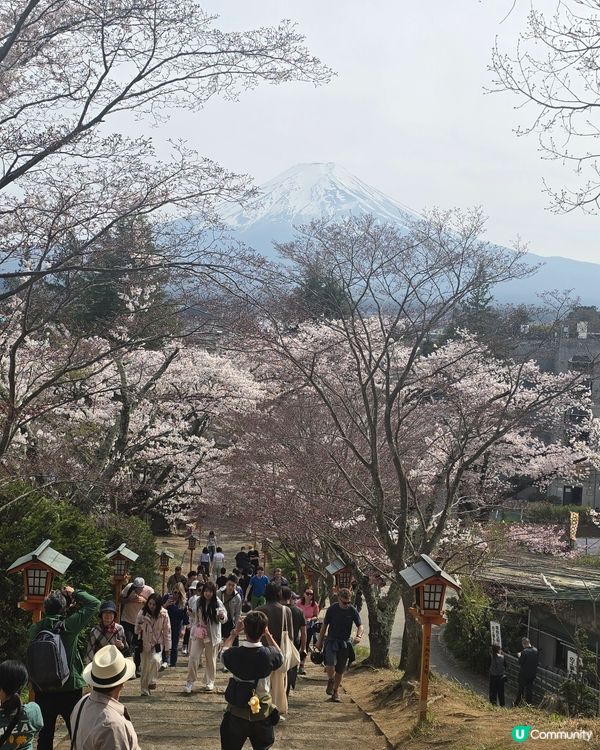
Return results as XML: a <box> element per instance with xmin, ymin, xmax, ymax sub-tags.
<box><xmin>228</xmin><ymin>212</ymin><xmax>593</xmax><ymax>679</ymax></box>
<box><xmin>0</xmin><ymin>330</ymin><xmax>265</xmax><ymax>520</ymax></box>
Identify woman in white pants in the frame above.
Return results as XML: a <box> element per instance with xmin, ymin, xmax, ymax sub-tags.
<box><xmin>184</xmin><ymin>580</ymin><xmax>227</xmax><ymax>693</ymax></box>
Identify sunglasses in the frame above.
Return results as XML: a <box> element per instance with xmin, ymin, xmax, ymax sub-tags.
<box><xmin>305</xmin><ymin>590</ymin><xmax>314</xmax><ymax>595</ymax></box>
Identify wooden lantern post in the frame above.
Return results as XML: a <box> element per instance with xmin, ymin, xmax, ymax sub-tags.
<box><xmin>157</xmin><ymin>550</ymin><xmax>174</xmax><ymax>595</ymax></box>
<box><xmin>186</xmin><ymin>534</ymin><xmax>199</xmax><ymax>573</ymax></box>
<box><xmin>325</xmin><ymin>558</ymin><xmax>353</xmax><ymax>595</ymax></box>
<box><xmin>7</xmin><ymin>540</ymin><xmax>72</xmax><ymax>623</ymax></box>
<box><xmin>106</xmin><ymin>544</ymin><xmax>139</xmax><ymax>621</ymax></box>
<box><xmin>400</xmin><ymin>555</ymin><xmax>461</xmax><ymax>722</ymax></box>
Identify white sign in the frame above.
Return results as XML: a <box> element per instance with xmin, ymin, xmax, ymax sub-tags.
<box><xmin>490</xmin><ymin>620</ymin><xmax>502</xmax><ymax>647</ymax></box>
<box><xmin>567</xmin><ymin>649</ymin><xmax>578</xmax><ymax>675</ymax></box>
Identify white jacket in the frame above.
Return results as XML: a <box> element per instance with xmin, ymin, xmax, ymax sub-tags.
<box><xmin>190</xmin><ymin>597</ymin><xmax>227</xmax><ymax>643</ymax></box>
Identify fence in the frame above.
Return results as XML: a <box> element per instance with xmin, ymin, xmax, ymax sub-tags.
<box><xmin>504</xmin><ymin>654</ymin><xmax>600</xmax><ymax>715</ymax></box>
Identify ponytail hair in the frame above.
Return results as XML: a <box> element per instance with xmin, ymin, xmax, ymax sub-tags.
<box><xmin>0</xmin><ymin>660</ymin><xmax>28</xmax><ymax>746</ymax></box>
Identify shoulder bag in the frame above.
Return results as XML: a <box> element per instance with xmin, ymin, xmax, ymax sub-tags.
<box><xmin>280</xmin><ymin>607</ymin><xmax>300</xmax><ymax>671</ymax></box>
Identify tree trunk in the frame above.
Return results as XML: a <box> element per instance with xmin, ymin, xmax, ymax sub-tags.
<box><xmin>399</xmin><ymin>587</ymin><xmax>422</xmax><ymax>682</ymax></box>
<box><xmin>362</xmin><ymin>578</ymin><xmax>402</xmax><ymax>668</ymax></box>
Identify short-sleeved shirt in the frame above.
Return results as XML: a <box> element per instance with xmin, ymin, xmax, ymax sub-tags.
<box><xmin>212</xmin><ymin>551</ymin><xmax>225</xmax><ymax>568</ymax></box>
<box><xmin>248</xmin><ymin>574</ymin><xmax>269</xmax><ymax>598</ymax></box>
<box><xmin>324</xmin><ymin>602</ymin><xmax>361</xmax><ymax>641</ymax></box>
<box><xmin>0</xmin><ymin>702</ymin><xmax>43</xmax><ymax>750</ymax></box>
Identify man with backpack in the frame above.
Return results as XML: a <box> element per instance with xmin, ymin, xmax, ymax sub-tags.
<box><xmin>220</xmin><ymin>611</ymin><xmax>283</xmax><ymax>750</ymax></box>
<box><xmin>28</xmin><ymin>585</ymin><xmax>100</xmax><ymax>750</ymax></box>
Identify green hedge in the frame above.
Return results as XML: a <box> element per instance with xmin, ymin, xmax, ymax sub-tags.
<box><xmin>522</xmin><ymin>503</ymin><xmax>593</xmax><ymax>524</ymax></box>
<box><xmin>0</xmin><ymin>482</ymin><xmax>157</xmax><ymax>661</ymax></box>
<box><xmin>444</xmin><ymin>577</ymin><xmax>526</xmax><ymax>674</ymax></box>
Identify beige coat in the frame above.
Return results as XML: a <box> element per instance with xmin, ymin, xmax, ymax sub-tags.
<box><xmin>70</xmin><ymin>692</ymin><xmax>141</xmax><ymax>750</ymax></box>
<box><xmin>134</xmin><ymin>608</ymin><xmax>171</xmax><ymax>653</ymax></box>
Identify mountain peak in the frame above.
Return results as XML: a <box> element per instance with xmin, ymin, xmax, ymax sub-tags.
<box><xmin>219</xmin><ymin>162</ymin><xmax>418</xmax><ymax>232</ymax></box>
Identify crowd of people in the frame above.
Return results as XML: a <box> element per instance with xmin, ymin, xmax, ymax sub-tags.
<box><xmin>0</xmin><ymin>531</ymin><xmax>364</xmax><ymax>750</ymax></box>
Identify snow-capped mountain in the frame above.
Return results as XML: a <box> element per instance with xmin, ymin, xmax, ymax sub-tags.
<box><xmin>221</xmin><ymin>162</ymin><xmax>418</xmax><ymax>232</ymax></box>
<box><xmin>220</xmin><ymin>162</ymin><xmax>600</xmax><ymax>305</ymax></box>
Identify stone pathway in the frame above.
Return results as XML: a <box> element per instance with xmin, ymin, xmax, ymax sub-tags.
<box><xmin>55</xmin><ymin>652</ymin><xmax>388</xmax><ymax>749</ymax></box>
<box><xmin>54</xmin><ymin>528</ymin><xmax>388</xmax><ymax>749</ymax></box>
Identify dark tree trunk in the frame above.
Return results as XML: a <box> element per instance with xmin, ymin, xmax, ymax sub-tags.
<box><xmin>362</xmin><ymin>578</ymin><xmax>402</xmax><ymax>668</ymax></box>
<box><xmin>399</xmin><ymin>587</ymin><xmax>422</xmax><ymax>683</ymax></box>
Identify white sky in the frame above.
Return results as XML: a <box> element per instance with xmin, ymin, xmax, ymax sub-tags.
<box><xmin>136</xmin><ymin>1</ymin><xmax>600</xmax><ymax>263</ymax></box>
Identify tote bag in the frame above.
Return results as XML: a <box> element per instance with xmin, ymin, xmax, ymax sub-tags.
<box><xmin>280</xmin><ymin>609</ymin><xmax>300</xmax><ymax>671</ymax></box>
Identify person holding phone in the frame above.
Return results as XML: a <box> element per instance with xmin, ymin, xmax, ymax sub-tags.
<box><xmin>220</xmin><ymin>612</ymin><xmax>283</xmax><ymax>750</ymax></box>
<box><xmin>134</xmin><ymin>594</ymin><xmax>171</xmax><ymax>697</ymax></box>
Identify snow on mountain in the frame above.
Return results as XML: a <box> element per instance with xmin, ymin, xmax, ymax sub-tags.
<box><xmin>220</xmin><ymin>162</ymin><xmax>418</xmax><ymax>235</ymax></box>
<box><xmin>219</xmin><ymin>162</ymin><xmax>600</xmax><ymax>305</ymax></box>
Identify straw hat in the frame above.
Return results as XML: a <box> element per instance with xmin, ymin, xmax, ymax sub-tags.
<box><xmin>83</xmin><ymin>645</ymin><xmax>136</xmax><ymax>689</ymax></box>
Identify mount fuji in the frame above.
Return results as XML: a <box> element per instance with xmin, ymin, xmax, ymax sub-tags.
<box><xmin>220</xmin><ymin>162</ymin><xmax>600</xmax><ymax>305</ymax></box>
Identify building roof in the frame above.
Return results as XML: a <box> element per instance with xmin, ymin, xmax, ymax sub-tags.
<box><xmin>7</xmin><ymin>539</ymin><xmax>72</xmax><ymax>575</ymax></box>
<box><xmin>477</xmin><ymin>552</ymin><xmax>600</xmax><ymax>602</ymax></box>
<box><xmin>106</xmin><ymin>543</ymin><xmax>139</xmax><ymax>563</ymax></box>
<box><xmin>157</xmin><ymin>549</ymin><xmax>175</xmax><ymax>559</ymax></box>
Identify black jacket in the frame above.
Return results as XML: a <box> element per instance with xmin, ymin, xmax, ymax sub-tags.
<box><xmin>519</xmin><ymin>646</ymin><xmax>539</xmax><ymax>680</ymax></box>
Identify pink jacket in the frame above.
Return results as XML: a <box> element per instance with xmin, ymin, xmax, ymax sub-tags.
<box><xmin>134</xmin><ymin>609</ymin><xmax>171</xmax><ymax>653</ymax></box>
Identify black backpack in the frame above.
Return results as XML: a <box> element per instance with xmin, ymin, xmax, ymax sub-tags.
<box><xmin>27</xmin><ymin>621</ymin><xmax>70</xmax><ymax>691</ymax></box>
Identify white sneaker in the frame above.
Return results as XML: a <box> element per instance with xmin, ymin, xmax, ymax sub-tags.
<box><xmin>160</xmin><ymin>661</ymin><xmax>169</xmax><ymax>670</ymax></box>
<box><xmin>205</xmin><ymin>682</ymin><xmax>215</xmax><ymax>691</ymax></box>
<box><xmin>184</xmin><ymin>683</ymin><xmax>193</xmax><ymax>694</ymax></box>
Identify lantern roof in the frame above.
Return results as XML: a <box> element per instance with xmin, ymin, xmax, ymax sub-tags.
<box><xmin>399</xmin><ymin>554</ymin><xmax>460</xmax><ymax>591</ymax></box>
<box><xmin>325</xmin><ymin>558</ymin><xmax>348</xmax><ymax>576</ymax></box>
<box><xmin>157</xmin><ymin>549</ymin><xmax>174</xmax><ymax>559</ymax></box>
<box><xmin>106</xmin><ymin>543</ymin><xmax>139</xmax><ymax>563</ymax></box>
<box><xmin>7</xmin><ymin>539</ymin><xmax>72</xmax><ymax>575</ymax></box>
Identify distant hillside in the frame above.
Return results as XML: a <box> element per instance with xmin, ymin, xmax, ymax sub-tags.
<box><xmin>218</xmin><ymin>162</ymin><xmax>600</xmax><ymax>306</ymax></box>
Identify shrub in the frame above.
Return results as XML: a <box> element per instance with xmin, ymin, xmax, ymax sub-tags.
<box><xmin>444</xmin><ymin>577</ymin><xmax>525</xmax><ymax>674</ymax></box>
<box><xmin>523</xmin><ymin>503</ymin><xmax>593</xmax><ymax>525</ymax></box>
<box><xmin>0</xmin><ymin>482</ymin><xmax>111</xmax><ymax>661</ymax></box>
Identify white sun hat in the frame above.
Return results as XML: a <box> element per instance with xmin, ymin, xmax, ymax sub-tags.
<box><xmin>83</xmin><ymin>645</ymin><xmax>136</xmax><ymax>689</ymax></box>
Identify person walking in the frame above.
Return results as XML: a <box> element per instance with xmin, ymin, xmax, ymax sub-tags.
<box><xmin>220</xmin><ymin>611</ymin><xmax>283</xmax><ymax>750</ymax></box>
<box><xmin>235</xmin><ymin>547</ymin><xmax>250</xmax><ymax>572</ymax></box>
<box><xmin>295</xmin><ymin>587</ymin><xmax>320</xmax><ymax>673</ymax></box>
<box><xmin>315</xmin><ymin>587</ymin><xmax>363</xmax><ymax>703</ymax></box>
<box><xmin>85</xmin><ymin>601</ymin><xmax>128</xmax><ymax>665</ymax></box>
<box><xmin>514</xmin><ymin>638</ymin><xmax>539</xmax><ymax>706</ymax></box>
<box><xmin>0</xmin><ymin>661</ymin><xmax>43</xmax><ymax>750</ymax></box>
<box><xmin>489</xmin><ymin>644</ymin><xmax>507</xmax><ymax>707</ymax></box>
<box><xmin>181</xmin><ymin>580</ymin><xmax>199</xmax><ymax>656</ymax></box>
<box><xmin>215</xmin><ymin>567</ymin><xmax>228</xmax><ymax>589</ymax></box>
<box><xmin>207</xmin><ymin>531</ymin><xmax>217</xmax><ymax>562</ymax></box>
<box><xmin>212</xmin><ymin>547</ymin><xmax>225</xmax><ymax>576</ymax></box>
<box><xmin>70</xmin><ymin>645</ymin><xmax>139</xmax><ymax>750</ymax></box>
<box><xmin>163</xmin><ymin>583</ymin><xmax>187</xmax><ymax>667</ymax></box>
<box><xmin>270</xmin><ymin>569</ymin><xmax>288</xmax><ymax>587</ymax></box>
<box><xmin>247</xmin><ymin>547</ymin><xmax>260</xmax><ymax>572</ymax></box>
<box><xmin>166</xmin><ymin>566</ymin><xmax>186</xmax><ymax>591</ymax></box>
<box><xmin>257</xmin><ymin>583</ymin><xmax>294</xmax><ymax>716</ymax></box>
<box><xmin>218</xmin><ymin>576</ymin><xmax>243</xmax><ymax>654</ymax></box>
<box><xmin>282</xmin><ymin>587</ymin><xmax>306</xmax><ymax>696</ymax></box>
<box><xmin>184</xmin><ymin>581</ymin><xmax>227</xmax><ymax>694</ymax></box>
<box><xmin>119</xmin><ymin>577</ymin><xmax>153</xmax><ymax>675</ymax></box>
<box><xmin>197</xmin><ymin>548</ymin><xmax>211</xmax><ymax>576</ymax></box>
<box><xmin>28</xmin><ymin>586</ymin><xmax>99</xmax><ymax>750</ymax></box>
<box><xmin>134</xmin><ymin>593</ymin><xmax>171</xmax><ymax>697</ymax></box>
<box><xmin>245</xmin><ymin>566</ymin><xmax>270</xmax><ymax>609</ymax></box>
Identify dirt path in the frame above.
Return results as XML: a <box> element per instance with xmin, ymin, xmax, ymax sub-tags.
<box><xmin>54</xmin><ymin>530</ymin><xmax>389</xmax><ymax>749</ymax></box>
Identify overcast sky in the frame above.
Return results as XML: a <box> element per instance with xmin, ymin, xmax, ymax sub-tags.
<box><xmin>141</xmin><ymin>1</ymin><xmax>600</xmax><ymax>263</ymax></box>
